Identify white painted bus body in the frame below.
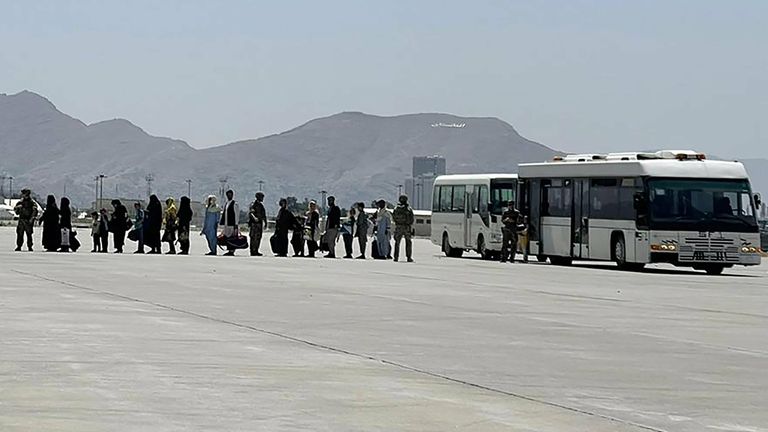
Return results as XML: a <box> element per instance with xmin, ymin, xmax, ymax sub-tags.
<box><xmin>430</xmin><ymin>174</ymin><xmax>518</xmax><ymax>258</ymax></box>
<box><xmin>519</xmin><ymin>151</ymin><xmax>762</xmax><ymax>273</ymax></box>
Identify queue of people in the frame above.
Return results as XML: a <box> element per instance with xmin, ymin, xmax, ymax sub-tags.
<box><xmin>12</xmin><ymin>187</ymin><xmax>417</xmax><ymax>262</ymax></box>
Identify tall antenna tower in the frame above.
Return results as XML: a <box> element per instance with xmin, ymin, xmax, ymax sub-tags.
<box><xmin>145</xmin><ymin>174</ymin><xmax>154</xmax><ymax>197</ymax></box>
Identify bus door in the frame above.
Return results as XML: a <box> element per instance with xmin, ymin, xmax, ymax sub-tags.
<box><xmin>464</xmin><ymin>189</ymin><xmax>472</xmax><ymax>247</ymax></box>
<box><xmin>572</xmin><ymin>179</ymin><xmax>590</xmax><ymax>259</ymax></box>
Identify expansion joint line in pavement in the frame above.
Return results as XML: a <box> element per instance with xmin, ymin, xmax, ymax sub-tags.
<box><xmin>13</xmin><ymin>269</ymin><xmax>667</xmax><ymax>432</ymax></box>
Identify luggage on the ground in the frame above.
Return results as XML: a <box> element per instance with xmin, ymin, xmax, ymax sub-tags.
<box><xmin>371</xmin><ymin>239</ymin><xmax>381</xmax><ymax>259</ymax></box>
<box><xmin>69</xmin><ymin>231</ymin><xmax>80</xmax><ymax>252</ymax></box>
<box><xmin>127</xmin><ymin>229</ymin><xmax>138</xmax><ymax>242</ymax></box>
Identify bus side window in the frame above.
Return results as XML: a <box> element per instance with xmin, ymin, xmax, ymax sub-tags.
<box><xmin>432</xmin><ymin>186</ymin><xmax>441</xmax><ymax>212</ymax></box>
<box><xmin>440</xmin><ymin>186</ymin><xmax>453</xmax><ymax>212</ymax></box>
<box><xmin>479</xmin><ymin>185</ymin><xmax>489</xmax><ymax>226</ymax></box>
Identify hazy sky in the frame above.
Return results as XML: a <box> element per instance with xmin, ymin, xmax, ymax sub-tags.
<box><xmin>1</xmin><ymin>0</ymin><xmax>766</xmax><ymax>158</ymax></box>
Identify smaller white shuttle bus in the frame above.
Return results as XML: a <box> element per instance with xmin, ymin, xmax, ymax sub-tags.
<box><xmin>518</xmin><ymin>150</ymin><xmax>762</xmax><ymax>274</ymax></box>
<box><xmin>430</xmin><ymin>174</ymin><xmax>518</xmax><ymax>258</ymax></box>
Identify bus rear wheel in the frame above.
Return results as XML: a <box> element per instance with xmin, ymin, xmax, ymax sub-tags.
<box><xmin>550</xmin><ymin>256</ymin><xmax>572</xmax><ymax>266</ymax></box>
<box><xmin>477</xmin><ymin>235</ymin><xmax>492</xmax><ymax>260</ymax></box>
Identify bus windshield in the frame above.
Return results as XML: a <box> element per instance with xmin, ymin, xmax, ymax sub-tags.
<box><xmin>648</xmin><ymin>178</ymin><xmax>758</xmax><ymax>232</ymax></box>
<box><xmin>490</xmin><ymin>180</ymin><xmax>516</xmax><ymax>214</ymax></box>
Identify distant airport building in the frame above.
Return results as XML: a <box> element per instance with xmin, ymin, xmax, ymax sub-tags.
<box><xmin>405</xmin><ymin>156</ymin><xmax>446</xmax><ymax>210</ymax></box>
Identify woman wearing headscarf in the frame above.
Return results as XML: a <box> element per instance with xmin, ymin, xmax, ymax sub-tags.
<box><xmin>162</xmin><ymin>197</ymin><xmax>178</xmax><ymax>254</ymax></box>
<box><xmin>201</xmin><ymin>195</ymin><xmax>220</xmax><ymax>256</ymax></box>
<box><xmin>58</xmin><ymin>197</ymin><xmax>72</xmax><ymax>252</ymax></box>
<box><xmin>177</xmin><ymin>196</ymin><xmax>193</xmax><ymax>255</ymax></box>
<box><xmin>145</xmin><ymin>194</ymin><xmax>163</xmax><ymax>254</ymax></box>
<box><xmin>40</xmin><ymin>195</ymin><xmax>61</xmax><ymax>252</ymax></box>
<box><xmin>110</xmin><ymin>199</ymin><xmax>129</xmax><ymax>253</ymax></box>
<box><xmin>272</xmin><ymin>198</ymin><xmax>293</xmax><ymax>257</ymax></box>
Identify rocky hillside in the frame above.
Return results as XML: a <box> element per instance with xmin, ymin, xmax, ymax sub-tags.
<box><xmin>0</xmin><ymin>91</ymin><xmax>557</xmax><ymax>209</ymax></box>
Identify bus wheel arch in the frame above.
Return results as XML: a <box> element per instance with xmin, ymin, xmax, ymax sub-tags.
<box><xmin>612</xmin><ymin>232</ymin><xmax>645</xmax><ymax>271</ymax></box>
<box><xmin>477</xmin><ymin>234</ymin><xmax>492</xmax><ymax>260</ymax></box>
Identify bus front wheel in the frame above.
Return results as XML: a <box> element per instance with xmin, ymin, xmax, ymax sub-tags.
<box><xmin>704</xmin><ymin>265</ymin><xmax>725</xmax><ymax>275</ymax></box>
<box><xmin>613</xmin><ymin>235</ymin><xmax>645</xmax><ymax>271</ymax></box>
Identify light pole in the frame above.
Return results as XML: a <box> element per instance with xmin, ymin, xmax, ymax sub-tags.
<box><xmin>258</xmin><ymin>180</ymin><xmax>264</xmax><ymax>192</ymax></box>
<box><xmin>98</xmin><ymin>174</ymin><xmax>106</xmax><ymax>206</ymax></box>
<box><xmin>186</xmin><ymin>179</ymin><xmax>192</xmax><ymax>197</ymax></box>
<box><xmin>397</xmin><ymin>184</ymin><xmax>403</xmax><ymax>198</ymax></box>
<box><xmin>319</xmin><ymin>190</ymin><xmax>327</xmax><ymax>214</ymax></box>
<box><xmin>0</xmin><ymin>174</ymin><xmax>6</xmax><ymax>198</ymax></box>
<box><xmin>8</xmin><ymin>176</ymin><xmax>13</xmax><ymax>198</ymax></box>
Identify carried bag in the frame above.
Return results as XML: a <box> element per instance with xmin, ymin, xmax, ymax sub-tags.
<box><xmin>69</xmin><ymin>231</ymin><xmax>81</xmax><ymax>252</ymax></box>
<box><xmin>60</xmin><ymin>228</ymin><xmax>71</xmax><ymax>246</ymax></box>
<box><xmin>218</xmin><ymin>228</ymin><xmax>248</xmax><ymax>250</ymax></box>
<box><xmin>127</xmin><ymin>229</ymin><xmax>139</xmax><ymax>242</ymax></box>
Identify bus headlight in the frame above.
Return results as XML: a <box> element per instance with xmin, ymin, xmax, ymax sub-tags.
<box><xmin>741</xmin><ymin>246</ymin><xmax>758</xmax><ymax>254</ymax></box>
<box><xmin>652</xmin><ymin>242</ymin><xmax>677</xmax><ymax>252</ymax></box>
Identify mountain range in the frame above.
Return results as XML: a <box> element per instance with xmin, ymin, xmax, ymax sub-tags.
<box><xmin>0</xmin><ymin>90</ymin><xmax>765</xmax><ymax>211</ymax></box>
<box><xmin>0</xmin><ymin>91</ymin><xmax>556</xmax><ymax>209</ymax></box>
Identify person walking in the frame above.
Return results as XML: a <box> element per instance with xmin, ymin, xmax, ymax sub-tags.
<box><xmin>273</xmin><ymin>198</ymin><xmax>293</xmax><ymax>257</ymax></box>
<box><xmin>220</xmin><ymin>190</ymin><xmax>239</xmax><ymax>256</ymax></box>
<box><xmin>40</xmin><ymin>194</ymin><xmax>60</xmax><ymax>252</ymax></box>
<box><xmin>304</xmin><ymin>200</ymin><xmax>321</xmax><ymax>258</ymax></box>
<box><xmin>90</xmin><ymin>211</ymin><xmax>101</xmax><ymax>252</ymax></box>
<box><xmin>58</xmin><ymin>197</ymin><xmax>72</xmax><ymax>253</ymax></box>
<box><xmin>375</xmin><ymin>199</ymin><xmax>392</xmax><ymax>259</ymax></box>
<box><xmin>500</xmin><ymin>201</ymin><xmax>520</xmax><ymax>263</ymax></box>
<box><xmin>248</xmin><ymin>192</ymin><xmax>267</xmax><ymax>256</ymax></box>
<box><xmin>146</xmin><ymin>195</ymin><xmax>163</xmax><ymax>254</ymax></box>
<box><xmin>98</xmin><ymin>208</ymin><xmax>110</xmax><ymax>253</ymax></box>
<box><xmin>341</xmin><ymin>207</ymin><xmax>356</xmax><ymax>259</ymax></box>
<box><xmin>13</xmin><ymin>188</ymin><xmax>38</xmax><ymax>252</ymax></box>
<box><xmin>392</xmin><ymin>195</ymin><xmax>415</xmax><ymax>262</ymax></box>
<box><xmin>132</xmin><ymin>202</ymin><xmax>146</xmax><ymax>254</ymax></box>
<box><xmin>177</xmin><ymin>196</ymin><xmax>193</xmax><ymax>255</ymax></box>
<box><xmin>162</xmin><ymin>197</ymin><xmax>178</xmax><ymax>254</ymax></box>
<box><xmin>355</xmin><ymin>202</ymin><xmax>369</xmax><ymax>259</ymax></box>
<box><xmin>110</xmin><ymin>199</ymin><xmax>129</xmax><ymax>253</ymax></box>
<box><xmin>201</xmin><ymin>195</ymin><xmax>220</xmax><ymax>256</ymax></box>
<box><xmin>323</xmin><ymin>196</ymin><xmax>341</xmax><ymax>258</ymax></box>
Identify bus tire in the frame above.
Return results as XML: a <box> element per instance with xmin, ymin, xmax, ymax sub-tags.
<box><xmin>550</xmin><ymin>256</ymin><xmax>572</xmax><ymax>266</ymax></box>
<box><xmin>704</xmin><ymin>265</ymin><xmax>724</xmax><ymax>275</ymax></box>
<box><xmin>536</xmin><ymin>255</ymin><xmax>548</xmax><ymax>263</ymax></box>
<box><xmin>477</xmin><ymin>234</ymin><xmax>491</xmax><ymax>260</ymax></box>
<box><xmin>442</xmin><ymin>233</ymin><xmax>451</xmax><ymax>257</ymax></box>
<box><xmin>442</xmin><ymin>233</ymin><xmax>464</xmax><ymax>258</ymax></box>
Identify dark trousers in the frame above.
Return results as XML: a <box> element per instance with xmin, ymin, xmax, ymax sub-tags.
<box><xmin>92</xmin><ymin>235</ymin><xmax>100</xmax><ymax>252</ymax></box>
<box><xmin>250</xmin><ymin>225</ymin><xmax>263</xmax><ymax>255</ymax></box>
<box><xmin>100</xmin><ymin>233</ymin><xmax>108</xmax><ymax>252</ymax></box>
<box><xmin>394</xmin><ymin>231</ymin><xmax>413</xmax><ymax>260</ymax></box>
<box><xmin>16</xmin><ymin>219</ymin><xmax>33</xmax><ymax>249</ymax></box>
<box><xmin>357</xmin><ymin>233</ymin><xmax>367</xmax><ymax>257</ymax></box>
<box><xmin>343</xmin><ymin>234</ymin><xmax>354</xmax><ymax>257</ymax></box>
<box><xmin>307</xmin><ymin>240</ymin><xmax>318</xmax><ymax>257</ymax></box>
<box><xmin>500</xmin><ymin>228</ymin><xmax>518</xmax><ymax>262</ymax></box>
<box><xmin>113</xmin><ymin>231</ymin><xmax>125</xmax><ymax>252</ymax></box>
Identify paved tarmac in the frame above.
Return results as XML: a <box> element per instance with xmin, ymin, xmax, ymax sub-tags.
<box><xmin>0</xmin><ymin>226</ymin><xmax>766</xmax><ymax>431</ymax></box>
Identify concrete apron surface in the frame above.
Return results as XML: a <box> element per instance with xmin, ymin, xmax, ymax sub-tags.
<box><xmin>0</xmin><ymin>227</ymin><xmax>766</xmax><ymax>431</ymax></box>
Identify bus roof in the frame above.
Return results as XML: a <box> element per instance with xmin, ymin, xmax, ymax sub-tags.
<box><xmin>519</xmin><ymin>151</ymin><xmax>750</xmax><ymax>180</ymax></box>
<box><xmin>434</xmin><ymin>174</ymin><xmax>518</xmax><ymax>185</ymax></box>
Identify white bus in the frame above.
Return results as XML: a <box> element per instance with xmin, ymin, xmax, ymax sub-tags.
<box><xmin>518</xmin><ymin>150</ymin><xmax>762</xmax><ymax>274</ymax></box>
<box><xmin>430</xmin><ymin>174</ymin><xmax>518</xmax><ymax>258</ymax></box>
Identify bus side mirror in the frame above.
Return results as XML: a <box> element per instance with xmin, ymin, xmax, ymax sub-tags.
<box><xmin>755</xmin><ymin>193</ymin><xmax>762</xmax><ymax>209</ymax></box>
<box><xmin>633</xmin><ymin>193</ymin><xmax>648</xmax><ymax>212</ymax></box>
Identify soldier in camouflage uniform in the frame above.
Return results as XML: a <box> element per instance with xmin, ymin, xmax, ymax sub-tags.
<box><xmin>14</xmin><ymin>188</ymin><xmax>38</xmax><ymax>252</ymax></box>
<box><xmin>500</xmin><ymin>200</ymin><xmax>520</xmax><ymax>263</ymax></box>
<box><xmin>392</xmin><ymin>195</ymin><xmax>415</xmax><ymax>262</ymax></box>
